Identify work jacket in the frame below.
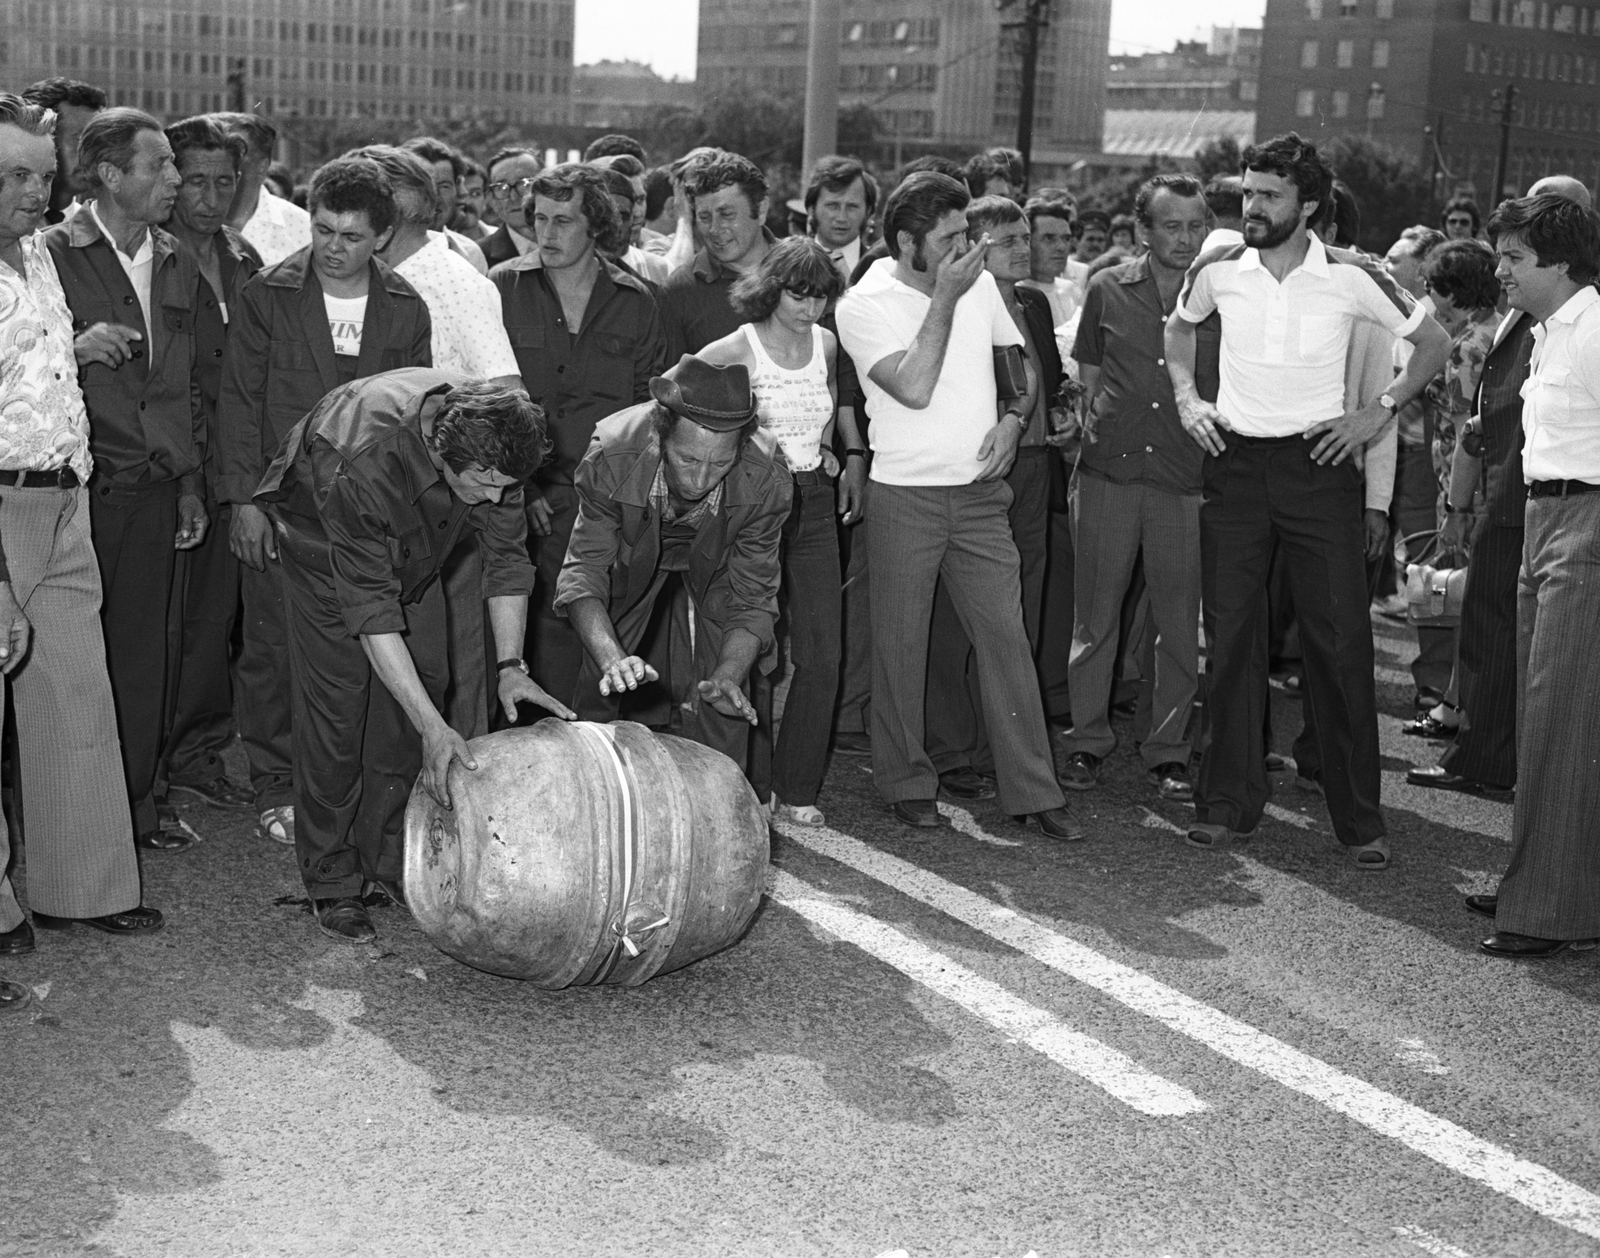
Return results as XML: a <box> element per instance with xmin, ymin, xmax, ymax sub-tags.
<box><xmin>189</xmin><ymin>226</ymin><xmax>263</xmax><ymax>498</ymax></box>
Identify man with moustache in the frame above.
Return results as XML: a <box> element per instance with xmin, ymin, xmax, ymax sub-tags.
<box><xmin>20</xmin><ymin>77</ymin><xmax>104</xmax><ymax>225</ymax></box>
<box><xmin>1165</xmin><ymin>134</ymin><xmax>1451</xmax><ymax>865</ymax></box>
<box><xmin>0</xmin><ymin>93</ymin><xmax>164</xmax><ymax>955</ymax></box>
<box><xmin>479</xmin><ymin>147</ymin><xmax>542</xmax><ymax>270</ymax></box>
<box><xmin>45</xmin><ymin>107</ymin><xmax>209</xmax><ymax>854</ymax></box>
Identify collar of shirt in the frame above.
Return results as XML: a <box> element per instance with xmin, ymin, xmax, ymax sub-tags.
<box><xmin>649</xmin><ymin>457</ymin><xmax>723</xmax><ymax>528</ymax></box>
<box><xmin>509</xmin><ymin>226</ymin><xmax>537</xmax><ymax>256</ymax></box>
<box><xmin>1530</xmin><ymin>286</ymin><xmax>1600</xmax><ymax>366</ymax></box>
<box><xmin>86</xmin><ymin>199</ymin><xmax>155</xmax><ymax>327</ymax></box>
<box><xmin>691</xmin><ymin>228</ymin><xmax>778</xmax><ymax>284</ymax></box>
<box><xmin>1235</xmin><ymin>228</ymin><xmax>1330</xmax><ymax>281</ymax></box>
<box><xmin>830</xmin><ymin>236</ymin><xmax>862</xmax><ymax>277</ymax></box>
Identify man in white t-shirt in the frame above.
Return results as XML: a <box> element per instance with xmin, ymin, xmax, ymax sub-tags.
<box><xmin>835</xmin><ymin>172</ymin><xmax>1076</xmax><ymax>840</ymax></box>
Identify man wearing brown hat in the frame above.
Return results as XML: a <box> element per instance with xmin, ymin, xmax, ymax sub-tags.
<box><xmin>556</xmin><ymin>356</ymin><xmax>792</xmax><ymax>764</ymax></box>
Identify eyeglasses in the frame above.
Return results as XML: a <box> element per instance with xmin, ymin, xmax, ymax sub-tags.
<box><xmin>487</xmin><ymin>176</ymin><xmax>538</xmax><ymax>199</ymax></box>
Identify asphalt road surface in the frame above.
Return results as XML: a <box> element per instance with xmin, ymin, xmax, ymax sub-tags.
<box><xmin>3</xmin><ymin>613</ymin><xmax>1597</xmax><ymax>1258</ymax></box>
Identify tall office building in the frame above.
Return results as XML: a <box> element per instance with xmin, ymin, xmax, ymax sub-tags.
<box><xmin>696</xmin><ymin>0</ymin><xmax>1111</xmax><ymax>156</ymax></box>
<box><xmin>1255</xmin><ymin>0</ymin><xmax>1600</xmax><ymax>203</ymax></box>
<box><xmin>1</xmin><ymin>0</ymin><xmax>575</xmax><ymax>127</ymax></box>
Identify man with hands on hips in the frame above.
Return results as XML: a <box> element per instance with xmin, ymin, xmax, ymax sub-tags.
<box><xmin>1164</xmin><ymin>132</ymin><xmax>1450</xmax><ymax>867</ymax></box>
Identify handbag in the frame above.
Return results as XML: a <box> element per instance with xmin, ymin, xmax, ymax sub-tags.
<box><xmin>1400</xmin><ymin>529</ymin><xmax>1468</xmax><ymax>628</ymax></box>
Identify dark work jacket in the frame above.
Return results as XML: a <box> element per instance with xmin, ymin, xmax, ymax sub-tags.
<box><xmin>1474</xmin><ymin>311</ymin><xmax>1535</xmax><ymax>530</ymax></box>
<box><xmin>216</xmin><ymin>246</ymin><xmax>432</xmax><ymax>505</ymax></box>
<box><xmin>1016</xmin><ymin>283</ymin><xmax>1063</xmax><ymax>411</ymax></box>
<box><xmin>479</xmin><ymin>224</ymin><xmax>520</xmax><ymax>270</ymax></box>
<box><xmin>494</xmin><ymin>254</ymin><xmax>667</xmax><ymax>485</ymax></box>
<box><xmin>256</xmin><ymin>367</ymin><xmax>533</xmax><ymax>638</ymax></box>
<box><xmin>189</xmin><ymin>226</ymin><xmax>263</xmax><ymax>499</ymax></box>
<box><xmin>44</xmin><ymin>208</ymin><xmax>206</xmax><ymax>496</ymax></box>
<box><xmin>553</xmin><ymin>402</ymin><xmax>793</xmax><ymax>671</ymax></box>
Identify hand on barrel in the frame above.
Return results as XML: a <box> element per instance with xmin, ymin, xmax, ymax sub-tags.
<box><xmin>421</xmin><ymin>723</ymin><xmax>477</xmax><ymax>810</ymax></box>
<box><xmin>497</xmin><ymin>669</ymin><xmax>577</xmax><ymax>724</ymax></box>
<box><xmin>598</xmin><ymin>655</ymin><xmax>658</xmax><ymax>697</ymax></box>
<box><xmin>696</xmin><ymin>677</ymin><xmax>758</xmax><ymax>725</ymax></box>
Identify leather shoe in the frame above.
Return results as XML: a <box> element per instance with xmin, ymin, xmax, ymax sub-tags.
<box><xmin>1405</xmin><ymin>766</ymin><xmax>1513</xmax><ymax>800</ymax></box>
<box><xmin>314</xmin><ymin>897</ymin><xmax>376</xmax><ymax>944</ymax></box>
<box><xmin>891</xmin><ymin>799</ymin><xmax>944</xmax><ymax>829</ymax></box>
<box><xmin>168</xmin><ymin>775</ymin><xmax>254</xmax><ymax>812</ymax></box>
<box><xmin>1465</xmin><ymin>894</ymin><xmax>1497</xmax><ymax>919</ymax></box>
<box><xmin>1060</xmin><ymin>752</ymin><xmax>1101</xmax><ymax>791</ymax></box>
<box><xmin>1479</xmin><ymin>931</ymin><xmax>1598</xmax><ymax>959</ymax></box>
<box><xmin>1151</xmin><ymin>762</ymin><xmax>1193</xmax><ymax>801</ymax></box>
<box><xmin>0</xmin><ymin>919</ymin><xmax>35</xmax><ymax>955</ymax></box>
<box><xmin>938</xmin><ymin>767</ymin><xmax>996</xmax><ymax>801</ymax></box>
<box><xmin>1018</xmin><ymin>806</ymin><xmax>1084</xmax><ymax>842</ymax></box>
<box><xmin>832</xmin><ymin>731</ymin><xmax>871</xmax><ymax>758</ymax></box>
<box><xmin>32</xmin><ymin>906</ymin><xmax>164</xmax><ymax>935</ymax></box>
<box><xmin>1401</xmin><ymin>715</ymin><xmax>1459</xmax><ymax>740</ymax></box>
<box><xmin>134</xmin><ymin>827</ymin><xmax>195</xmax><ymax>852</ymax></box>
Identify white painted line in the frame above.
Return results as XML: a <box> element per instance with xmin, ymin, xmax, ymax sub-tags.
<box><xmin>937</xmin><ymin>801</ymin><xmax>1023</xmax><ymax>847</ymax></box>
<box><xmin>1393</xmin><ymin>1224</ymin><xmax>1475</xmax><ymax>1257</ymax></box>
<box><xmin>767</xmin><ymin>869</ymin><xmax>1207</xmax><ymax>1118</ymax></box>
<box><xmin>773</xmin><ymin>819</ymin><xmax>1600</xmax><ymax>1242</ymax></box>
<box><xmin>1264</xmin><ymin>803</ymin><xmax>1317</xmax><ymax>830</ymax></box>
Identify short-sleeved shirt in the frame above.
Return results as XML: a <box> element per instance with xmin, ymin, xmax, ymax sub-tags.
<box><xmin>835</xmin><ymin>258</ymin><xmax>1024</xmax><ymax>486</ymax></box>
<box><xmin>1522</xmin><ymin>285</ymin><xmax>1600</xmax><ymax>484</ymax></box>
<box><xmin>1175</xmin><ymin>231</ymin><xmax>1423</xmax><ymax>436</ymax></box>
<box><xmin>0</xmin><ymin>233</ymin><xmax>93</xmax><ymax>481</ymax></box>
<box><xmin>394</xmin><ymin>236</ymin><xmax>519</xmax><ymax>381</ymax></box>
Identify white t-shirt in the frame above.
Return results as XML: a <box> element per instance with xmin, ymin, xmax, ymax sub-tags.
<box><xmin>395</xmin><ymin>236</ymin><xmax>519</xmax><ymax>380</ymax></box>
<box><xmin>835</xmin><ymin>258</ymin><xmax>1023</xmax><ymax>486</ymax></box>
<box><xmin>324</xmin><ymin>292</ymin><xmax>367</xmax><ymax>358</ymax></box>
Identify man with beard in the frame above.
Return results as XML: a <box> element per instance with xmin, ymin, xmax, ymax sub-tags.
<box><xmin>1165</xmin><ymin>133</ymin><xmax>1451</xmax><ymax>867</ymax></box>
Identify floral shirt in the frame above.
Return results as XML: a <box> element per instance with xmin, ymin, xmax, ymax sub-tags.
<box><xmin>0</xmin><ymin>233</ymin><xmax>93</xmax><ymax>479</ymax></box>
<box><xmin>1427</xmin><ymin>307</ymin><xmax>1499</xmax><ymax>512</ymax></box>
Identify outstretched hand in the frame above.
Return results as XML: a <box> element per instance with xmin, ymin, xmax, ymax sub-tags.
<box><xmin>599</xmin><ymin>655</ymin><xmax>659</xmax><ymax>697</ymax></box>
<box><xmin>696</xmin><ymin>677</ymin><xmax>758</xmax><ymax>724</ymax></box>
<box><xmin>497</xmin><ymin>668</ymin><xmax>576</xmax><ymax>724</ymax></box>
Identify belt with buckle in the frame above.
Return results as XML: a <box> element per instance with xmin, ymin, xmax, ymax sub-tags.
<box><xmin>0</xmin><ymin>467</ymin><xmax>79</xmax><ymax>488</ymax></box>
<box><xmin>1527</xmin><ymin>479</ymin><xmax>1600</xmax><ymax>499</ymax></box>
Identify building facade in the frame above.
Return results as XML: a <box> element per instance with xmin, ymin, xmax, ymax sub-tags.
<box><xmin>572</xmin><ymin>59</ymin><xmax>696</xmax><ymax>132</ymax></box>
<box><xmin>1106</xmin><ymin>28</ymin><xmax>1260</xmax><ymax>112</ymax></box>
<box><xmin>1256</xmin><ymin>0</ymin><xmax>1600</xmax><ymax>203</ymax></box>
<box><xmin>696</xmin><ymin>0</ymin><xmax>1111</xmax><ymax>155</ymax></box>
<box><xmin>1</xmin><ymin>0</ymin><xmax>575</xmax><ymax>127</ymax></box>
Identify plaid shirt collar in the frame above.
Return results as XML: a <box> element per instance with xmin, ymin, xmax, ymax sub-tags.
<box><xmin>649</xmin><ymin>458</ymin><xmax>723</xmax><ymax>529</ymax></box>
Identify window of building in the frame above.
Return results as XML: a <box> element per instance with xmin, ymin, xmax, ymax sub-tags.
<box><xmin>1367</xmin><ymin>84</ymin><xmax>1385</xmax><ymax>118</ymax></box>
<box><xmin>1510</xmin><ymin>0</ymin><xmax>1536</xmax><ymax>25</ymax></box>
<box><xmin>1240</xmin><ymin>78</ymin><xmax>1258</xmax><ymax>101</ymax></box>
<box><xmin>1301</xmin><ymin>39</ymin><xmax>1319</xmax><ymax>68</ymax></box>
<box><xmin>1373</xmin><ymin>38</ymin><xmax>1389</xmax><ymax>67</ymax></box>
<box><xmin>1297</xmin><ymin>88</ymin><xmax>1316</xmax><ymax>116</ymax></box>
<box><xmin>1337</xmin><ymin>39</ymin><xmax>1353</xmax><ymax>66</ymax></box>
<box><xmin>1332</xmin><ymin>89</ymin><xmax>1350</xmax><ymax>116</ymax></box>
<box><xmin>1376</xmin><ymin>0</ymin><xmax>1393</xmax><ymax>16</ymax></box>
<box><xmin>1306</xmin><ymin>0</ymin><xmax>1322</xmax><ymax>15</ymax></box>
<box><xmin>1339</xmin><ymin>0</ymin><xmax>1357</xmax><ymax>15</ymax></box>
<box><xmin>1553</xmin><ymin>3</ymin><xmax>1577</xmax><ymax>30</ymax></box>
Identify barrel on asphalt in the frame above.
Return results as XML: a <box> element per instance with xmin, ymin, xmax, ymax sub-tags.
<box><xmin>403</xmin><ymin>720</ymin><xmax>769</xmax><ymax>988</ymax></box>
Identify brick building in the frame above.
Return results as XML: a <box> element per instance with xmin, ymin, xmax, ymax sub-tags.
<box><xmin>1</xmin><ymin>0</ymin><xmax>575</xmax><ymax>128</ymax></box>
<box><xmin>1255</xmin><ymin>0</ymin><xmax>1600</xmax><ymax>203</ymax></box>
<box><xmin>695</xmin><ymin>0</ymin><xmax>1111</xmax><ymax>158</ymax></box>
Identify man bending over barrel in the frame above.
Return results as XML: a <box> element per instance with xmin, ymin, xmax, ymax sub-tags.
<box><xmin>556</xmin><ymin>355</ymin><xmax>792</xmax><ymax>767</ymax></box>
<box><xmin>256</xmin><ymin>367</ymin><xmax>575</xmax><ymax>944</ymax></box>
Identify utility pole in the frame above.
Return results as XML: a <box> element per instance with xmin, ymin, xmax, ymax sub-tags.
<box><xmin>226</xmin><ymin>58</ymin><xmax>247</xmax><ymax>112</ymax></box>
<box><xmin>1000</xmin><ymin>0</ymin><xmax>1051</xmax><ymax>194</ymax></box>
<box><xmin>1491</xmin><ymin>81</ymin><xmax>1518</xmax><ymax>201</ymax></box>
<box><xmin>801</xmin><ymin>0</ymin><xmax>841</xmax><ymax>177</ymax></box>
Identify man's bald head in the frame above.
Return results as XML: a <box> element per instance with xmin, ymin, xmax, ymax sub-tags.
<box><xmin>1527</xmin><ymin>175</ymin><xmax>1592</xmax><ymax>209</ymax></box>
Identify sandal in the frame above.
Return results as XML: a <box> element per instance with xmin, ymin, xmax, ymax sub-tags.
<box><xmin>1185</xmin><ymin>823</ymin><xmax>1247</xmax><ymax>849</ymax></box>
<box><xmin>1349</xmin><ymin>838</ymin><xmax>1390</xmax><ymax>870</ymax></box>
<box><xmin>258</xmin><ymin>805</ymin><xmax>296</xmax><ymax>846</ymax></box>
<box><xmin>771</xmin><ymin>794</ymin><xmax>825</xmax><ymax>827</ymax></box>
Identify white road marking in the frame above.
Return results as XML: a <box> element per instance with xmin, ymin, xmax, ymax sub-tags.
<box><xmin>937</xmin><ymin>801</ymin><xmax>1024</xmax><ymax>847</ymax></box>
<box><xmin>1394</xmin><ymin>1039</ymin><xmax>1451</xmax><ymax>1076</ymax></box>
<box><xmin>1264</xmin><ymin>803</ymin><xmax>1317</xmax><ymax>830</ymax></box>
<box><xmin>767</xmin><ymin>869</ymin><xmax>1207</xmax><ymax>1118</ymax></box>
<box><xmin>773</xmin><ymin>819</ymin><xmax>1600</xmax><ymax>1242</ymax></box>
<box><xmin>1393</xmin><ymin>1224</ymin><xmax>1475</xmax><ymax>1257</ymax></box>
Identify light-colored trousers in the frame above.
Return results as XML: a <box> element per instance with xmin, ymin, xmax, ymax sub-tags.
<box><xmin>0</xmin><ymin>486</ymin><xmax>139</xmax><ymax>929</ymax></box>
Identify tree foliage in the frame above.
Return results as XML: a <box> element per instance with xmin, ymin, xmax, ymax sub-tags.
<box><xmin>1193</xmin><ymin>137</ymin><xmax>1242</xmax><ymax>185</ymax></box>
<box><xmin>1318</xmin><ymin>134</ymin><xmax>1435</xmax><ymax>253</ymax></box>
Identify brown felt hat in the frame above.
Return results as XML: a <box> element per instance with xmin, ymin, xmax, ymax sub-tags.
<box><xmin>648</xmin><ymin>355</ymin><xmax>758</xmax><ymax>432</ymax></box>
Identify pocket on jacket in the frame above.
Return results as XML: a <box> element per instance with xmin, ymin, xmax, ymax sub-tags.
<box><xmin>161</xmin><ymin>305</ymin><xmax>191</xmax><ymax>335</ymax></box>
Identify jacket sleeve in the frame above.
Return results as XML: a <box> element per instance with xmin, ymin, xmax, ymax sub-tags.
<box><xmin>181</xmin><ymin>257</ymin><xmax>207</xmax><ymax>501</ymax></box>
<box><xmin>708</xmin><ymin>468</ymin><xmax>791</xmax><ymax>669</ymax></box>
<box><xmin>216</xmin><ymin>274</ymin><xmax>273</xmax><ymax>505</ymax></box>
<box><xmin>477</xmin><ymin>483</ymin><xmax>536</xmax><ymax>600</ymax></box>
<box><xmin>318</xmin><ymin>458</ymin><xmax>408</xmax><ymax>638</ymax></box>
<box><xmin>410</xmin><ymin>302</ymin><xmax>434</xmax><ymax>368</ymax></box>
<box><xmin>552</xmin><ymin>445</ymin><xmax>624</xmax><ymax>616</ymax></box>
<box><xmin>632</xmin><ymin>292</ymin><xmax>667</xmax><ymax>403</ymax></box>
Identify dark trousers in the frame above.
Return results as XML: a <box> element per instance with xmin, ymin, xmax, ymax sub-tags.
<box><xmin>441</xmin><ymin>543</ymin><xmax>490</xmax><ymax>739</ymax></box>
<box><xmin>525</xmin><ymin>483</ymin><xmax>584</xmax><ymax>711</ymax></box>
<box><xmin>925</xmin><ymin>448</ymin><xmax>1050</xmax><ymax>774</ymax></box>
<box><xmin>833</xmin><ymin>516</ymin><xmax>872</xmax><ymax>736</ymax></box>
<box><xmin>163</xmin><ymin>500</ymin><xmax>240</xmax><ymax>785</ymax></box>
<box><xmin>89</xmin><ymin>479</ymin><xmax>178</xmax><ymax>838</ymax></box>
<box><xmin>237</xmin><ymin>559</ymin><xmax>295</xmax><ymax>812</ymax></box>
<box><xmin>279</xmin><ymin>527</ymin><xmax>449</xmax><ymax>900</ymax></box>
<box><xmin>754</xmin><ymin>472</ymin><xmax>841</xmax><ymax>807</ymax></box>
<box><xmin>1439</xmin><ymin>524</ymin><xmax>1522</xmax><ymax>789</ymax></box>
<box><xmin>1197</xmin><ymin>437</ymin><xmax>1384</xmax><ymax>847</ymax></box>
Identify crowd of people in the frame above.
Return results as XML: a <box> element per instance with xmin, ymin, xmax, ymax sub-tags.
<box><xmin>1</xmin><ymin>72</ymin><xmax>1598</xmax><ymax>1012</ymax></box>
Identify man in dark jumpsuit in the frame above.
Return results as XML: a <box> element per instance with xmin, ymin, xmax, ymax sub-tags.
<box><xmin>555</xmin><ymin>356</ymin><xmax>791</xmax><ymax>766</ymax></box>
<box><xmin>255</xmin><ymin>367</ymin><xmax>574</xmax><ymax>944</ymax></box>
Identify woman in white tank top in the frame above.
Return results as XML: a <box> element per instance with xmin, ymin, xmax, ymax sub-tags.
<box><xmin>699</xmin><ymin>238</ymin><xmax>846</xmax><ymax>826</ymax></box>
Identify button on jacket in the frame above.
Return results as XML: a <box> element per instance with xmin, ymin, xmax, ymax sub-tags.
<box><xmin>216</xmin><ymin>246</ymin><xmax>432</xmax><ymax>506</ymax></box>
<box><xmin>494</xmin><ymin>253</ymin><xmax>666</xmax><ymax>485</ymax></box>
<box><xmin>554</xmin><ymin>402</ymin><xmax>792</xmax><ymax>668</ymax></box>
<box><xmin>255</xmin><ymin>367</ymin><xmax>533</xmax><ymax>638</ymax></box>
<box><xmin>190</xmin><ymin>226</ymin><xmax>263</xmax><ymax>495</ymax></box>
<box><xmin>44</xmin><ymin>209</ymin><xmax>206</xmax><ymax>496</ymax></box>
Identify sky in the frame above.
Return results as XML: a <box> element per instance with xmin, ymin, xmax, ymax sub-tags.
<box><xmin>572</xmin><ymin>0</ymin><xmax>1269</xmax><ymax>79</ymax></box>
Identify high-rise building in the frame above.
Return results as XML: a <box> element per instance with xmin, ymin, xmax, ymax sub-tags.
<box><xmin>1106</xmin><ymin>30</ymin><xmax>1260</xmax><ymax>112</ymax></box>
<box><xmin>1255</xmin><ymin>0</ymin><xmax>1600</xmax><ymax>203</ymax></box>
<box><xmin>696</xmin><ymin>0</ymin><xmax>1111</xmax><ymax>159</ymax></box>
<box><xmin>1</xmin><ymin>0</ymin><xmax>575</xmax><ymax>128</ymax></box>
<box><xmin>572</xmin><ymin>60</ymin><xmax>696</xmax><ymax>133</ymax></box>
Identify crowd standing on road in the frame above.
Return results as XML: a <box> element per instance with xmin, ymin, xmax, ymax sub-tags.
<box><xmin>1</xmin><ymin>73</ymin><xmax>1599</xmax><ymax>1012</ymax></box>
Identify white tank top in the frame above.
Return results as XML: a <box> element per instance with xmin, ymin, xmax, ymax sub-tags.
<box><xmin>741</xmin><ymin>323</ymin><xmax>833</xmax><ymax>472</ymax></box>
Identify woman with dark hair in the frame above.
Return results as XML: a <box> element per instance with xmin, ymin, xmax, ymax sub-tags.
<box><xmin>697</xmin><ymin>236</ymin><xmax>844</xmax><ymax>825</ymax></box>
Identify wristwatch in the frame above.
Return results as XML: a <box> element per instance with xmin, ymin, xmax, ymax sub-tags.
<box><xmin>496</xmin><ymin>656</ymin><xmax>529</xmax><ymax>675</ymax></box>
<box><xmin>1377</xmin><ymin>392</ymin><xmax>1399</xmax><ymax>413</ymax></box>
<box><xmin>1003</xmin><ymin>410</ymin><xmax>1028</xmax><ymax>432</ymax></box>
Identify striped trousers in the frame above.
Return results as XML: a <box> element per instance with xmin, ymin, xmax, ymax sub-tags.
<box><xmin>0</xmin><ymin>486</ymin><xmax>140</xmax><ymax>930</ymax></box>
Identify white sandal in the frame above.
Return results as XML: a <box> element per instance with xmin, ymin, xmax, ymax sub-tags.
<box><xmin>258</xmin><ymin>805</ymin><xmax>296</xmax><ymax>846</ymax></box>
<box><xmin>770</xmin><ymin>794</ymin><xmax>825</xmax><ymax>827</ymax></box>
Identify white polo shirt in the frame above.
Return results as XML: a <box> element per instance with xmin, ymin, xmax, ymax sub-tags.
<box><xmin>1175</xmin><ymin>231</ymin><xmax>1424</xmax><ymax>436</ymax></box>
<box><xmin>835</xmin><ymin>257</ymin><xmax>1023</xmax><ymax>486</ymax></box>
<box><xmin>1522</xmin><ymin>285</ymin><xmax>1600</xmax><ymax>485</ymax></box>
